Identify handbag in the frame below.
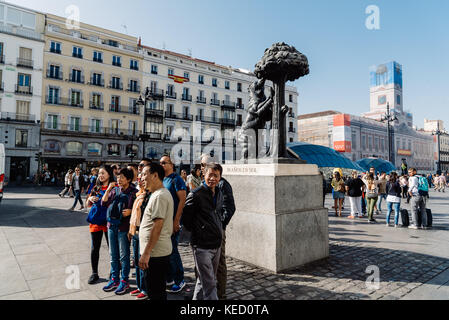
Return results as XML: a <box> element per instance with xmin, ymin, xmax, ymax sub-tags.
<box><xmin>86</xmin><ymin>189</ymin><xmax>107</xmax><ymax>225</ymax></box>
<box><xmin>386</xmin><ymin>195</ymin><xmax>401</xmax><ymax>203</ymax></box>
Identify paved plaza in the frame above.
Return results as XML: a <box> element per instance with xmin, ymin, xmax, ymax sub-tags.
<box><xmin>1</xmin><ymin>187</ymin><xmax>449</xmax><ymax>300</ymax></box>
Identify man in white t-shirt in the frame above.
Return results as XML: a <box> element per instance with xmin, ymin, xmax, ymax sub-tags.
<box><xmin>138</xmin><ymin>163</ymin><xmax>174</xmax><ymax>301</ymax></box>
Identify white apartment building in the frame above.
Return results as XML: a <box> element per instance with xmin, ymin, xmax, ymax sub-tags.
<box><xmin>0</xmin><ymin>2</ymin><xmax>45</xmax><ymax>182</ymax></box>
<box><xmin>140</xmin><ymin>45</ymin><xmax>299</xmax><ymax>167</ymax></box>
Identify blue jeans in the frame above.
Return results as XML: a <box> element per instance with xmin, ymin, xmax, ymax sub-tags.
<box><xmin>386</xmin><ymin>202</ymin><xmax>401</xmax><ymax>225</ymax></box>
<box><xmin>132</xmin><ymin>234</ymin><xmax>147</xmax><ymax>294</ymax></box>
<box><xmin>166</xmin><ymin>231</ymin><xmax>184</xmax><ymax>285</ymax></box>
<box><xmin>108</xmin><ymin>225</ymin><xmax>130</xmax><ymax>282</ymax></box>
<box><xmin>361</xmin><ymin>195</ymin><xmax>367</xmax><ymax>214</ymax></box>
<box><xmin>377</xmin><ymin>194</ymin><xmax>387</xmax><ymax>211</ymax></box>
<box><xmin>72</xmin><ymin>189</ymin><xmax>83</xmax><ymax>208</ymax></box>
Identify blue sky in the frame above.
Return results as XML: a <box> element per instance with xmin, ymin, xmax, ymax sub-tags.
<box><xmin>11</xmin><ymin>0</ymin><xmax>449</xmax><ymax>129</ymax></box>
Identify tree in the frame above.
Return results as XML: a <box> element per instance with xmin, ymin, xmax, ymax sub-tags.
<box><xmin>254</xmin><ymin>42</ymin><xmax>309</xmax><ymax>158</ymax></box>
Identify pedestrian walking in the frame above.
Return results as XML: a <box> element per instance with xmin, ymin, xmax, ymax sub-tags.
<box><xmin>59</xmin><ymin>169</ymin><xmax>74</xmax><ymax>198</ymax></box>
<box><xmin>69</xmin><ymin>168</ymin><xmax>86</xmax><ymax>211</ymax></box>
<box><xmin>86</xmin><ymin>168</ymin><xmax>99</xmax><ymax>195</ymax></box>
<box><xmin>345</xmin><ymin>171</ymin><xmax>365</xmax><ymax>219</ymax></box>
<box><xmin>438</xmin><ymin>174</ymin><xmax>446</xmax><ymax>192</ymax></box>
<box><xmin>101</xmin><ymin>168</ymin><xmax>138</xmax><ymax>295</ymax></box>
<box><xmin>86</xmin><ymin>166</ymin><xmax>113</xmax><ymax>284</ymax></box>
<box><xmin>182</xmin><ymin>162</ymin><xmax>223</xmax><ymax>300</ymax></box>
<box><xmin>376</xmin><ymin>172</ymin><xmax>387</xmax><ymax>214</ymax></box>
<box><xmin>331</xmin><ymin>171</ymin><xmax>345</xmax><ymax>217</ymax></box>
<box><xmin>138</xmin><ymin>163</ymin><xmax>174</xmax><ymax>301</ymax></box>
<box><xmin>159</xmin><ymin>155</ymin><xmax>187</xmax><ymax>293</ymax></box>
<box><xmin>385</xmin><ymin>172</ymin><xmax>402</xmax><ymax>227</ymax></box>
<box><xmin>128</xmin><ymin>175</ymin><xmax>149</xmax><ymax>300</ymax></box>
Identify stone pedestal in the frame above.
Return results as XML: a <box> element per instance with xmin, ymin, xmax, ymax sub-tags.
<box><xmin>222</xmin><ymin>163</ymin><xmax>329</xmax><ymax>273</ymax></box>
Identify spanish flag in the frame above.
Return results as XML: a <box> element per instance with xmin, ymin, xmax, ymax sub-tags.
<box><xmin>168</xmin><ymin>74</ymin><xmax>190</xmax><ymax>84</ymax></box>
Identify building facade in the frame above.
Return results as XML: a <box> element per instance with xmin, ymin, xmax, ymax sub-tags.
<box><xmin>0</xmin><ymin>2</ymin><xmax>45</xmax><ymax>182</ymax></box>
<box><xmin>298</xmin><ymin>61</ymin><xmax>434</xmax><ymax>172</ymax></box>
<box><xmin>40</xmin><ymin>14</ymin><xmax>143</xmax><ymax>173</ymax></box>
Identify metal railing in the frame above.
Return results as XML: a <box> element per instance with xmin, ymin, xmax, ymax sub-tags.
<box><xmin>41</xmin><ymin>122</ymin><xmax>142</xmax><ymax>136</ymax></box>
<box><xmin>68</xmin><ymin>74</ymin><xmax>85</xmax><ymax>84</ymax></box>
<box><xmin>17</xmin><ymin>58</ymin><xmax>33</xmax><ymax>69</ymax></box>
<box><xmin>0</xmin><ymin>112</ymin><xmax>36</xmax><ymax>123</ymax></box>
<box><xmin>15</xmin><ymin>85</ymin><xmax>33</xmax><ymax>95</ymax></box>
<box><xmin>127</xmin><ymin>84</ymin><xmax>141</xmax><ymax>93</ymax></box>
<box><xmin>222</xmin><ymin>100</ymin><xmax>236</xmax><ymax>108</ymax></box>
<box><xmin>221</xmin><ymin>118</ymin><xmax>236</xmax><ymax>126</ymax></box>
<box><xmin>195</xmin><ymin>115</ymin><xmax>221</xmax><ymax>124</ymax></box>
<box><xmin>109</xmin><ymin>104</ymin><xmax>140</xmax><ymax>115</ymax></box>
<box><xmin>236</xmin><ymin>103</ymin><xmax>245</xmax><ymax>109</ymax></box>
<box><xmin>145</xmin><ymin>108</ymin><xmax>164</xmax><ymax>117</ymax></box>
<box><xmin>165</xmin><ymin>91</ymin><xmax>176</xmax><ymax>99</ymax></box>
<box><xmin>45</xmin><ymin>96</ymin><xmax>83</xmax><ymax>108</ymax></box>
<box><xmin>89</xmin><ymin>102</ymin><xmax>104</xmax><ymax>110</ymax></box>
<box><xmin>165</xmin><ymin>112</ymin><xmax>193</xmax><ymax>121</ymax></box>
<box><xmin>182</xmin><ymin>94</ymin><xmax>192</xmax><ymax>101</ymax></box>
<box><xmin>288</xmin><ymin>128</ymin><xmax>296</xmax><ymax>133</ymax></box>
<box><xmin>108</xmin><ymin>81</ymin><xmax>123</xmax><ymax>90</ymax></box>
<box><xmin>46</xmin><ymin>69</ymin><xmax>63</xmax><ymax>80</ymax></box>
<box><xmin>210</xmin><ymin>99</ymin><xmax>220</xmax><ymax>106</ymax></box>
<box><xmin>89</xmin><ymin>78</ymin><xmax>105</xmax><ymax>87</ymax></box>
<box><xmin>197</xmin><ymin>97</ymin><xmax>206</xmax><ymax>104</ymax></box>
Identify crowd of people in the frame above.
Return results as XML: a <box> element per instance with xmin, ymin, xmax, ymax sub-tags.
<box><xmin>58</xmin><ymin>154</ymin><xmax>235</xmax><ymax>301</ymax></box>
<box><xmin>329</xmin><ymin>166</ymin><xmax>439</xmax><ymax>229</ymax></box>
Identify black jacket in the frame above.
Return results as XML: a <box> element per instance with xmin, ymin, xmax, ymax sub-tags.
<box><xmin>182</xmin><ymin>184</ymin><xmax>223</xmax><ymax>249</ymax></box>
<box><xmin>218</xmin><ymin>178</ymin><xmax>235</xmax><ymax>230</ymax></box>
<box><xmin>71</xmin><ymin>174</ymin><xmax>87</xmax><ymax>190</ymax></box>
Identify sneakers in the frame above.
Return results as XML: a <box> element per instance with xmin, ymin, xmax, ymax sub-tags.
<box><xmin>167</xmin><ymin>280</ymin><xmax>185</xmax><ymax>293</ymax></box>
<box><xmin>368</xmin><ymin>219</ymin><xmax>377</xmax><ymax>223</ymax></box>
<box><xmin>394</xmin><ymin>224</ymin><xmax>399</xmax><ymax>228</ymax></box>
<box><xmin>130</xmin><ymin>289</ymin><xmax>140</xmax><ymax>296</ymax></box>
<box><xmin>88</xmin><ymin>273</ymin><xmax>99</xmax><ymax>285</ymax></box>
<box><xmin>166</xmin><ymin>281</ymin><xmax>175</xmax><ymax>287</ymax></box>
<box><xmin>114</xmin><ymin>280</ymin><xmax>130</xmax><ymax>295</ymax></box>
<box><xmin>347</xmin><ymin>215</ymin><xmax>355</xmax><ymax>219</ymax></box>
<box><xmin>68</xmin><ymin>207</ymin><xmax>75</xmax><ymax>211</ymax></box>
<box><xmin>136</xmin><ymin>292</ymin><xmax>148</xmax><ymax>300</ymax></box>
<box><xmin>408</xmin><ymin>225</ymin><xmax>418</xmax><ymax>230</ymax></box>
<box><xmin>103</xmin><ymin>279</ymin><xmax>119</xmax><ymax>292</ymax></box>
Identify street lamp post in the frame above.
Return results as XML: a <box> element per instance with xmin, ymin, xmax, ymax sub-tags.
<box><xmin>136</xmin><ymin>88</ymin><xmax>151</xmax><ymax>159</ymax></box>
<box><xmin>432</xmin><ymin>122</ymin><xmax>442</xmax><ymax>173</ymax></box>
<box><xmin>381</xmin><ymin>103</ymin><xmax>398</xmax><ymax>164</ymax></box>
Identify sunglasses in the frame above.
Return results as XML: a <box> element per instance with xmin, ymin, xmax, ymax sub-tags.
<box><xmin>139</xmin><ymin>163</ymin><xmax>145</xmax><ymax>167</ymax></box>
<box><xmin>160</xmin><ymin>161</ymin><xmax>169</xmax><ymax>165</ymax></box>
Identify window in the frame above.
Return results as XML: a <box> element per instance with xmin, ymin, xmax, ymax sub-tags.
<box><xmin>112</xmin><ymin>55</ymin><xmax>121</xmax><ymax>67</ymax></box>
<box><xmin>397</xmin><ymin>95</ymin><xmax>401</xmax><ymax>105</ymax></box>
<box><xmin>167</xmin><ymin>84</ymin><xmax>174</xmax><ymax>97</ymax></box>
<box><xmin>46</xmin><ymin>114</ymin><xmax>58</xmax><ymax>129</ymax></box>
<box><xmin>90</xmin><ymin>119</ymin><xmax>102</xmax><ymax>133</ymax></box>
<box><xmin>48</xmin><ymin>87</ymin><xmax>60</xmax><ymax>104</ymax></box>
<box><xmin>352</xmin><ymin>132</ymin><xmax>357</xmax><ymax>150</ymax></box>
<box><xmin>198</xmin><ymin>90</ymin><xmax>204</xmax><ymax>99</ymax></box>
<box><xmin>91</xmin><ymin>73</ymin><xmax>102</xmax><ymax>86</ymax></box>
<box><xmin>93</xmin><ymin>51</ymin><xmax>103</xmax><ymax>63</ymax></box>
<box><xmin>111</xmin><ymin>77</ymin><xmax>121</xmax><ymax>89</ymax></box>
<box><xmin>150</xmin><ymin>81</ymin><xmax>157</xmax><ymax>92</ymax></box>
<box><xmin>72</xmin><ymin>46</ymin><xmax>83</xmax><ymax>59</ymax></box>
<box><xmin>198</xmin><ymin>75</ymin><xmax>204</xmax><ymax>84</ymax></box>
<box><xmin>237</xmin><ymin>114</ymin><xmax>243</xmax><ymax>126</ymax></box>
<box><xmin>129</xmin><ymin>80</ymin><xmax>138</xmax><ymax>92</ymax></box>
<box><xmin>289</xmin><ymin>94</ymin><xmax>293</xmax><ymax>103</ymax></box>
<box><xmin>111</xmin><ymin>120</ymin><xmax>120</xmax><ymax>134</ymax></box>
<box><xmin>87</xmin><ymin>142</ymin><xmax>102</xmax><ymax>156</ymax></box>
<box><xmin>361</xmin><ymin>135</ymin><xmax>366</xmax><ymax>150</ymax></box>
<box><xmin>225</xmin><ymin>81</ymin><xmax>230</xmax><ymax>89</ymax></box>
<box><xmin>237</xmin><ymin>97</ymin><xmax>243</xmax><ymax>108</ymax></box>
<box><xmin>375</xmin><ymin>137</ymin><xmax>379</xmax><ymax>152</ymax></box>
<box><xmin>48</xmin><ymin>65</ymin><xmax>61</xmax><ymax>79</ymax></box>
<box><xmin>168</xmin><ymin>68</ymin><xmax>174</xmax><ymax>76</ymax></box>
<box><xmin>212</xmin><ymin>78</ymin><xmax>217</xmax><ymax>87</ymax></box>
<box><xmin>108</xmin><ymin>144</ymin><xmax>120</xmax><ymax>156</ymax></box>
<box><xmin>237</xmin><ymin>82</ymin><xmax>242</xmax><ymax>92</ymax></box>
<box><xmin>183</xmin><ymin>106</ymin><xmax>189</xmax><ymax>117</ymax></box>
<box><xmin>212</xmin><ymin>110</ymin><xmax>217</xmax><ymax>122</ymax></box>
<box><xmin>129</xmin><ymin>121</ymin><xmax>137</xmax><ymax>135</ymax></box>
<box><xmin>368</xmin><ymin>136</ymin><xmax>373</xmax><ymax>150</ymax></box>
<box><xmin>19</xmin><ymin>47</ymin><xmax>32</xmax><ymax>63</ymax></box>
<box><xmin>15</xmin><ymin>129</ymin><xmax>28</xmax><ymax>148</ymax></box>
<box><xmin>126</xmin><ymin>144</ymin><xmax>138</xmax><ymax>156</ymax></box>
<box><xmin>184</xmin><ymin>72</ymin><xmax>189</xmax><ymax>79</ymax></box>
<box><xmin>70</xmin><ymin>90</ymin><xmax>82</xmax><ymax>106</ymax></box>
<box><xmin>198</xmin><ymin>109</ymin><xmax>204</xmax><ymax>120</ymax></box>
<box><xmin>130</xmin><ymin>59</ymin><xmax>138</xmax><ymax>70</ymax></box>
<box><xmin>146</xmin><ymin>121</ymin><xmax>162</xmax><ymax>134</ymax></box>
<box><xmin>92</xmin><ymin>93</ymin><xmax>101</xmax><ymax>108</ymax></box>
<box><xmin>167</xmin><ymin>104</ymin><xmax>174</xmax><ymax>114</ymax></box>
<box><xmin>151</xmin><ymin>65</ymin><xmax>158</xmax><ymax>74</ymax></box>
<box><xmin>71</xmin><ymin>69</ymin><xmax>82</xmax><ymax>83</ymax></box>
<box><xmin>381</xmin><ymin>138</ymin><xmax>385</xmax><ymax>151</ymax></box>
<box><xmin>50</xmin><ymin>41</ymin><xmax>61</xmax><ymax>54</ymax></box>
<box><xmin>66</xmin><ymin>142</ymin><xmax>83</xmax><ymax>155</ymax></box>
<box><xmin>69</xmin><ymin>116</ymin><xmax>81</xmax><ymax>131</ymax></box>
<box><xmin>18</xmin><ymin>73</ymin><xmax>31</xmax><ymax>87</ymax></box>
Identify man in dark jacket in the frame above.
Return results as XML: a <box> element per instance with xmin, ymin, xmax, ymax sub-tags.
<box><xmin>69</xmin><ymin>167</ymin><xmax>86</xmax><ymax>211</ymax></box>
<box><xmin>183</xmin><ymin>162</ymin><xmax>223</xmax><ymax>300</ymax></box>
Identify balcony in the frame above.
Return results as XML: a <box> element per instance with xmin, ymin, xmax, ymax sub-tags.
<box><xmin>195</xmin><ymin>115</ymin><xmax>221</xmax><ymax>124</ymax></box>
<box><xmin>89</xmin><ymin>102</ymin><xmax>104</xmax><ymax>111</ymax></box>
<box><xmin>89</xmin><ymin>78</ymin><xmax>105</xmax><ymax>87</ymax></box>
<box><xmin>130</xmin><ymin>65</ymin><xmax>139</xmax><ymax>71</ymax></box>
<box><xmin>148</xmin><ymin>88</ymin><xmax>164</xmax><ymax>100</ymax></box>
<box><xmin>288</xmin><ymin>112</ymin><xmax>296</xmax><ymax>118</ymax></box>
<box><xmin>110</xmin><ymin>104</ymin><xmax>140</xmax><ymax>115</ymax></box>
<box><xmin>0</xmin><ymin>112</ymin><xmax>36</xmax><ymax>123</ymax></box>
<box><xmin>50</xmin><ymin>47</ymin><xmax>61</xmax><ymax>54</ymax></box>
<box><xmin>15</xmin><ymin>85</ymin><xmax>33</xmax><ymax>95</ymax></box>
<box><xmin>141</xmin><ymin>132</ymin><xmax>162</xmax><ymax>140</ymax></box>
<box><xmin>197</xmin><ymin>96</ymin><xmax>206</xmax><ymax>104</ymax></box>
<box><xmin>112</xmin><ymin>61</ymin><xmax>122</xmax><ymax>67</ymax></box>
<box><xmin>210</xmin><ymin>99</ymin><xmax>220</xmax><ymax>106</ymax></box>
<box><xmin>17</xmin><ymin>58</ymin><xmax>33</xmax><ymax>69</ymax></box>
<box><xmin>46</xmin><ymin>69</ymin><xmax>63</xmax><ymax>80</ymax></box>
<box><xmin>41</xmin><ymin>122</ymin><xmax>142</xmax><ymax>137</ymax></box>
<box><xmin>182</xmin><ymin>94</ymin><xmax>192</xmax><ymax>102</ymax></box>
<box><xmin>221</xmin><ymin>100</ymin><xmax>236</xmax><ymax>109</ymax></box>
<box><xmin>108</xmin><ymin>81</ymin><xmax>123</xmax><ymax>90</ymax></box>
<box><xmin>127</xmin><ymin>84</ymin><xmax>141</xmax><ymax>93</ymax></box>
<box><xmin>0</xmin><ymin>55</ymin><xmax>4</xmax><ymax>64</ymax></box>
<box><xmin>145</xmin><ymin>108</ymin><xmax>164</xmax><ymax>117</ymax></box>
<box><xmin>221</xmin><ymin>118</ymin><xmax>236</xmax><ymax>126</ymax></box>
<box><xmin>165</xmin><ymin>91</ymin><xmax>177</xmax><ymax>100</ymax></box>
<box><xmin>93</xmin><ymin>57</ymin><xmax>103</xmax><ymax>63</ymax></box>
<box><xmin>165</xmin><ymin>112</ymin><xmax>193</xmax><ymax>121</ymax></box>
<box><xmin>236</xmin><ymin>103</ymin><xmax>245</xmax><ymax>110</ymax></box>
<box><xmin>72</xmin><ymin>52</ymin><xmax>83</xmax><ymax>59</ymax></box>
<box><xmin>46</xmin><ymin>96</ymin><xmax>83</xmax><ymax>108</ymax></box>
<box><xmin>68</xmin><ymin>74</ymin><xmax>85</xmax><ymax>84</ymax></box>
<box><xmin>288</xmin><ymin>128</ymin><xmax>296</xmax><ymax>133</ymax></box>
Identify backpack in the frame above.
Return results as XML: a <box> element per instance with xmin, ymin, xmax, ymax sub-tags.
<box><xmin>106</xmin><ymin>187</ymin><xmax>129</xmax><ymax>225</ymax></box>
<box><xmin>418</xmin><ymin>176</ymin><xmax>429</xmax><ymax>196</ymax></box>
<box><xmin>86</xmin><ymin>189</ymin><xmax>107</xmax><ymax>225</ymax></box>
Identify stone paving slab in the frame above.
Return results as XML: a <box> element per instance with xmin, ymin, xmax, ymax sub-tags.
<box><xmin>0</xmin><ymin>187</ymin><xmax>449</xmax><ymax>300</ymax></box>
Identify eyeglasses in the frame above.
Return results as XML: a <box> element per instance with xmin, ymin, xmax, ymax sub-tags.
<box><xmin>138</xmin><ymin>163</ymin><xmax>145</xmax><ymax>167</ymax></box>
<box><xmin>160</xmin><ymin>162</ymin><xmax>168</xmax><ymax>165</ymax></box>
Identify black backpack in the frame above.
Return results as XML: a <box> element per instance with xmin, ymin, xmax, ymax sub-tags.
<box><xmin>106</xmin><ymin>187</ymin><xmax>129</xmax><ymax>225</ymax></box>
